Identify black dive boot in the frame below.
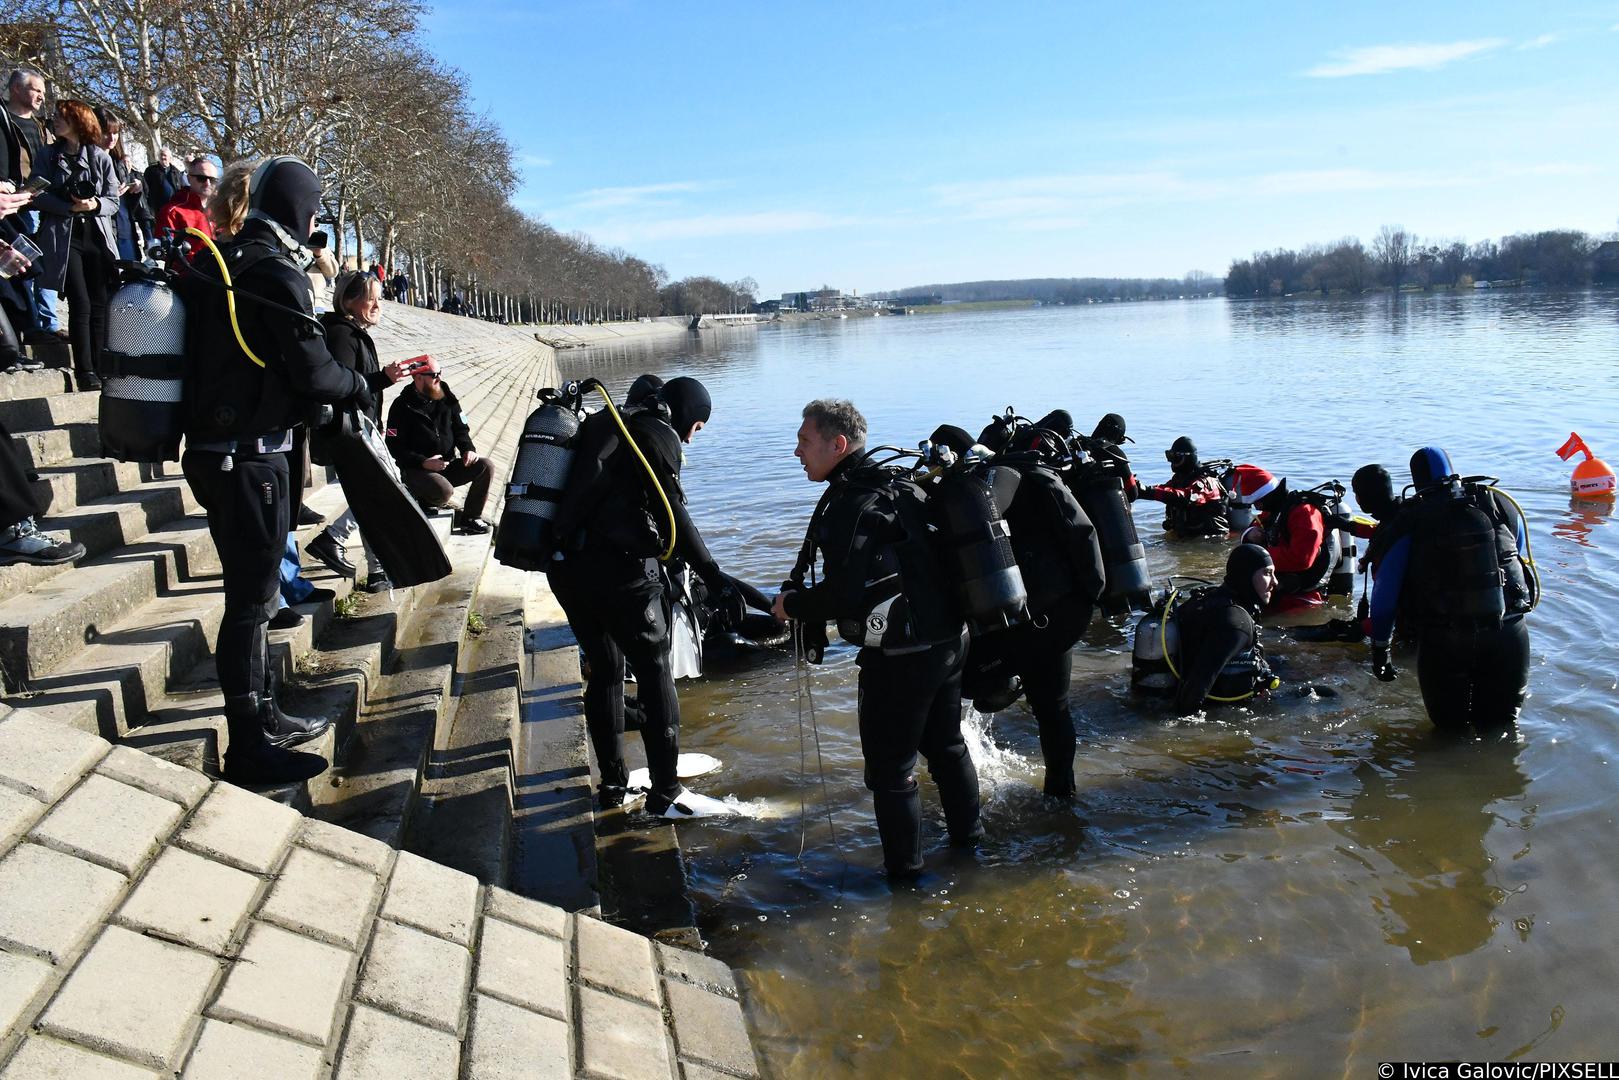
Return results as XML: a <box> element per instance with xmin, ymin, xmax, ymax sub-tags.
<box><xmin>931</xmin><ymin>752</ymin><xmax>985</xmax><ymax>848</ymax></box>
<box><xmin>222</xmin><ymin>694</ymin><xmax>328</xmax><ymax>784</ymax></box>
<box><xmin>263</xmin><ymin>672</ymin><xmax>332</xmax><ymax>747</ymax></box>
<box><xmin>872</xmin><ymin>786</ymin><xmax>925</xmax><ymax>879</ymax></box>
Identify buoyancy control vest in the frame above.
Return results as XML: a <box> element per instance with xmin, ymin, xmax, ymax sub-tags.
<box><xmin>1262</xmin><ymin>490</ymin><xmax>1340</xmax><ymax>596</ymax></box>
<box><xmin>1162</xmin><ymin>463</ymin><xmax>1230</xmax><ymax>537</ymax></box>
<box><xmin>1064</xmin><ymin>444</ymin><xmax>1152</xmax><ymax>612</ymax></box>
<box><xmin>1403</xmin><ymin>479</ymin><xmax>1535</xmax><ymax>627</ymax></box>
<box><xmin>1131</xmin><ymin>585</ymin><xmax>1273</xmax><ymax>702</ymax></box>
<box><xmin>995</xmin><ymin>451</ymin><xmax>1105</xmax><ymax>616</ymax></box>
<box><xmin>495</xmin><ymin>383</ymin><xmax>588</xmax><ymax>571</ymax></box>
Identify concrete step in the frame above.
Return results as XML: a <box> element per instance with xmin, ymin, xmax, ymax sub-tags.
<box><xmin>0</xmin><ymin>367</ymin><xmax>72</xmax><ymax>405</ymax></box>
<box><xmin>11</xmin><ymin>420</ymin><xmax>104</xmax><ymax>471</ymax></box>
<box><xmin>29</xmin><ymin>457</ymin><xmax>175</xmax><ymax>519</ymax></box>
<box><xmin>402</xmin><ymin>552</ymin><xmax>527</xmax><ymax>886</ymax></box>
<box><xmin>0</xmin><ymin>383</ymin><xmax>99</xmax><ymax>431</ymax></box>
<box><xmin>0</xmin><ymin>481</ymin><xmax>354</xmax><ymax>733</ymax></box>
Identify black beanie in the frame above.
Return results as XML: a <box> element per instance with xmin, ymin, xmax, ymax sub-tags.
<box><xmin>929</xmin><ymin>424</ymin><xmax>975</xmax><ymax>455</ymax></box>
<box><xmin>1169</xmin><ymin>436</ymin><xmax>1198</xmax><ymax>456</ymax></box>
<box><xmin>660</xmin><ymin>376</ymin><xmax>712</xmax><ymax>437</ymax></box>
<box><xmin>1352</xmin><ymin>464</ymin><xmax>1396</xmax><ymax>518</ymax></box>
<box><xmin>624</xmin><ymin>373</ymin><xmax>663</xmax><ymax>408</ymax></box>
<box><xmin>249</xmin><ymin>156</ymin><xmax>321</xmax><ymax>245</ymax></box>
<box><xmin>1224</xmin><ymin>543</ymin><xmax>1274</xmax><ymax>610</ymax></box>
<box><xmin>1092</xmin><ymin>413</ymin><xmax>1130</xmax><ymax>444</ymax></box>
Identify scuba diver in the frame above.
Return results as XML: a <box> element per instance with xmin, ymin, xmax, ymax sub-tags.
<box><xmin>1135</xmin><ymin>436</ymin><xmax>1230</xmax><ymax>537</ymax></box>
<box><xmin>1230</xmin><ymin>464</ymin><xmax>1334</xmax><ymax>613</ymax></box>
<box><xmin>177</xmin><ymin>156</ymin><xmax>374</xmax><ymax>784</ymax></box>
<box><xmin>547</xmin><ymin>375</ymin><xmax>742</xmax><ymax>818</ymax></box>
<box><xmin>1293</xmin><ymin>463</ymin><xmax>1408</xmax><ymax>644</ymax></box>
<box><xmin>1132</xmin><ymin>544</ymin><xmax>1279</xmax><ymax>714</ymax></box>
<box><xmin>936</xmin><ymin>421</ymin><xmax>1104</xmax><ymax>800</ymax></box>
<box><xmin>1365</xmin><ymin>447</ymin><xmax>1537</xmax><ymax>734</ymax></box>
<box><xmin>774</xmin><ymin>399</ymin><xmax>981</xmax><ymax>880</ymax></box>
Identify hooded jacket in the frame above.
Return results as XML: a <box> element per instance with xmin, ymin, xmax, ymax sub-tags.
<box><xmin>386</xmin><ymin>380</ymin><xmax>474</xmax><ymax>467</ymax></box>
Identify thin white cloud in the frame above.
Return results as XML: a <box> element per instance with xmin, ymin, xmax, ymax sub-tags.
<box><xmin>566</xmin><ymin>181</ymin><xmax>719</xmax><ymax>212</ymax></box>
<box><xmin>587</xmin><ymin>210</ymin><xmax>867</xmax><ymax>244</ymax></box>
<box><xmin>518</xmin><ymin>153</ymin><xmax>553</xmax><ymax>167</ymax></box>
<box><xmin>1517</xmin><ymin>33</ymin><xmax>1559</xmax><ymax>50</ymax></box>
<box><xmin>1303</xmin><ymin>38</ymin><xmax>1507</xmax><ymax>77</ymax></box>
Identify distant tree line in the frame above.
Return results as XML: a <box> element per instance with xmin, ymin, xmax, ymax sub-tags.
<box><xmin>1226</xmin><ymin>225</ymin><xmax>1613</xmax><ymax>298</ymax></box>
<box><xmin>878</xmin><ymin>274</ymin><xmax>1219</xmax><ymax>305</ymax></box>
<box><xmin>3</xmin><ymin>2</ymin><xmax>752</xmax><ymax>323</ymax></box>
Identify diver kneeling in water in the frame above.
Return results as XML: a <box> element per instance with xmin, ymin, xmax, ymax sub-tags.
<box><xmin>1135</xmin><ymin>436</ymin><xmax>1230</xmax><ymax>538</ymax></box>
<box><xmin>1364</xmin><ymin>447</ymin><xmax>1536</xmax><ymax>734</ymax></box>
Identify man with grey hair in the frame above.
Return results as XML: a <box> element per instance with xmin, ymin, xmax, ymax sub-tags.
<box><xmin>774</xmin><ymin>399</ymin><xmax>981</xmax><ymax>880</ymax></box>
<box><xmin>5</xmin><ymin>67</ymin><xmax>62</xmax><ymax>342</ymax></box>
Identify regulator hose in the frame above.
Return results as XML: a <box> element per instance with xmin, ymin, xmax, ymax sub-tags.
<box><xmin>580</xmin><ymin>378</ymin><xmax>677</xmax><ymax>563</ymax></box>
<box><xmin>1159</xmin><ymin>587</ymin><xmax>1270</xmax><ymax>703</ymax></box>
<box><xmin>185</xmin><ymin>227</ymin><xmax>265</xmax><ymax>369</ymax></box>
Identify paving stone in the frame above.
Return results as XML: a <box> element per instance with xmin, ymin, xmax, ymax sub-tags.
<box><xmin>577</xmin><ymin>985</ymin><xmax>672</xmax><ymax>1080</ymax></box>
<box><xmin>0</xmin><ymin>948</ymin><xmax>52</xmax><ymax>1034</ymax></box>
<box><xmin>657</xmin><ymin>943</ymin><xmax>739</xmax><ymax>999</ymax></box>
<box><xmin>0</xmin><ymin>1036</ymin><xmax>163</xmax><ymax>1079</ymax></box>
<box><xmin>180</xmin><ymin>1018</ymin><xmax>324</xmax><ymax>1080</ymax></box>
<box><xmin>96</xmin><ymin>745</ymin><xmax>211</xmax><ymax>808</ymax></box>
<box><xmin>681</xmin><ymin>1064</ymin><xmax>744</xmax><ymax>1080</ymax></box>
<box><xmin>210</xmin><ymin>922</ymin><xmax>351</xmax><ymax>1045</ymax></box>
<box><xmin>576</xmin><ymin>914</ymin><xmax>659</xmax><ymax>1003</ymax></box>
<box><xmin>355</xmin><ymin>919</ymin><xmax>470</xmax><ymax>1035</ymax></box>
<box><xmin>0</xmin><ymin>713</ymin><xmax>106</xmax><ymax>802</ymax></box>
<box><xmin>379</xmin><ymin>850</ymin><xmax>478</xmax><ymax>946</ymax></box>
<box><xmin>475</xmin><ymin>916</ymin><xmax>567</xmax><ymax>1019</ymax></box>
<box><xmin>664</xmin><ymin>980</ymin><xmax>758</xmax><ymax>1077</ymax></box>
<box><xmin>116</xmin><ymin>846</ymin><xmax>260</xmax><ymax>955</ymax></box>
<box><xmin>335</xmin><ymin>1004</ymin><xmax>460</xmax><ymax>1080</ymax></box>
<box><xmin>259</xmin><ymin>846</ymin><xmax>379</xmax><ymax>949</ymax></box>
<box><xmin>466</xmin><ymin>993</ymin><xmax>569</xmax><ymax>1080</ymax></box>
<box><xmin>177</xmin><ymin>783</ymin><xmax>299</xmax><ymax>874</ymax></box>
<box><xmin>38</xmin><ymin>924</ymin><xmax>219</xmax><ymax>1071</ymax></box>
<box><xmin>0</xmin><ymin>782</ymin><xmax>45</xmax><ymax>852</ymax></box>
<box><xmin>0</xmin><ymin>842</ymin><xmax>126</xmax><ymax>963</ymax></box>
<box><xmin>30</xmin><ymin>773</ymin><xmax>181</xmax><ymax>874</ymax></box>
<box><xmin>297</xmin><ymin>817</ymin><xmax>393</xmax><ymax>874</ymax></box>
<box><xmin>485</xmin><ymin>886</ymin><xmax>567</xmax><ymax>938</ymax></box>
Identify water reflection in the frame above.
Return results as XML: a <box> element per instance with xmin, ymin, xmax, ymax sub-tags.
<box><xmin>1334</xmin><ymin>726</ymin><xmax>1529</xmax><ymax>966</ymax></box>
<box><xmin>1552</xmin><ymin>495</ymin><xmax>1614</xmax><ymax>547</ymax></box>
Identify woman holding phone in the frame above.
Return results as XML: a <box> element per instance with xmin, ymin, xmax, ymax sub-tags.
<box><xmin>25</xmin><ymin>99</ymin><xmax>119</xmax><ymax>391</ymax></box>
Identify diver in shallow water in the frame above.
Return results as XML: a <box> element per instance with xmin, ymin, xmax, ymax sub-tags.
<box><xmin>1136</xmin><ymin>436</ymin><xmax>1230</xmax><ymax>537</ymax></box>
<box><xmin>774</xmin><ymin>399</ymin><xmax>981</xmax><ymax>880</ymax></box>
<box><xmin>1171</xmin><ymin>544</ymin><xmax>1279</xmax><ymax>713</ymax></box>
<box><xmin>1365</xmin><ymin>447</ymin><xmax>1537</xmax><ymax>734</ymax></box>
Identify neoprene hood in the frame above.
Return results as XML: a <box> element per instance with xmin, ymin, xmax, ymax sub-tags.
<box><xmin>1224</xmin><ymin>543</ymin><xmax>1274</xmax><ymax>610</ymax></box>
<box><xmin>660</xmin><ymin>376</ymin><xmax>711</xmax><ymax>437</ymax></box>
<box><xmin>248</xmin><ymin>156</ymin><xmax>321</xmax><ymax>245</ymax></box>
<box><xmin>1410</xmin><ymin>446</ymin><xmax>1454</xmax><ymax>491</ymax></box>
<box><xmin>1352</xmin><ymin>464</ymin><xmax>1397</xmax><ymax>518</ymax></box>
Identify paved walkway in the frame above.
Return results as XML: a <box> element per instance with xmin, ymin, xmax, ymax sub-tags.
<box><xmin>0</xmin><ymin>713</ymin><xmax>758</xmax><ymax>1079</ymax></box>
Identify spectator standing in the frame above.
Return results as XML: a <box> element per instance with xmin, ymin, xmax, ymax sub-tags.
<box><xmin>0</xmin><ymin>416</ymin><xmax>85</xmax><ymax>566</ymax></box>
<box><xmin>95</xmin><ymin>110</ymin><xmax>144</xmax><ymax>260</ymax></box>
<box><xmin>27</xmin><ymin>99</ymin><xmax>119</xmax><ymax>391</ymax></box>
<box><xmin>306</xmin><ymin>270</ymin><xmax>412</xmax><ymax>591</ymax></box>
<box><xmin>385</xmin><ymin>357</ymin><xmax>495</xmax><ymax>534</ymax></box>
<box><xmin>155</xmin><ymin>155</ymin><xmax>216</xmax><ymax>261</ymax></box>
<box><xmin>142</xmin><ymin>147</ymin><xmax>181</xmax><ymax>224</ymax></box>
<box><xmin>6</xmin><ymin>68</ymin><xmax>62</xmax><ymax>344</ymax></box>
<box><xmin>390</xmin><ymin>270</ymin><xmax>409</xmax><ymax>303</ymax></box>
<box><xmin>0</xmin><ymin>117</ymin><xmax>41</xmax><ymax>372</ymax></box>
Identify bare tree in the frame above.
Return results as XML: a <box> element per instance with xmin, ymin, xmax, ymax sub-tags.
<box><xmin>1373</xmin><ymin>225</ymin><xmax>1415</xmax><ymax>292</ymax></box>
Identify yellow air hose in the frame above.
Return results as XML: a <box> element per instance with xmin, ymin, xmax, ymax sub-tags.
<box><xmin>1159</xmin><ymin>587</ymin><xmax>1268</xmax><ymax>703</ymax></box>
<box><xmin>185</xmin><ymin>227</ymin><xmax>265</xmax><ymax>369</ymax></box>
<box><xmin>584</xmin><ymin>382</ymin><xmax>677</xmax><ymax>563</ymax></box>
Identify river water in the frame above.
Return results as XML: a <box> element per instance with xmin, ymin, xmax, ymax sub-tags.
<box><xmin>560</xmin><ymin>293</ymin><xmax>1619</xmax><ymax>1076</ymax></box>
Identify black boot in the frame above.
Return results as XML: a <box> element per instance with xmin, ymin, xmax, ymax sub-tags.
<box><xmin>262</xmin><ymin>672</ymin><xmax>332</xmax><ymax>747</ymax></box>
<box><xmin>222</xmin><ymin>693</ymin><xmax>327</xmax><ymax>784</ymax></box>
<box><xmin>872</xmin><ymin>786</ymin><xmax>924</xmax><ymax>879</ymax></box>
<box><xmin>929</xmin><ymin>752</ymin><xmax>984</xmax><ymax>848</ymax></box>
<box><xmin>304</xmin><ymin>531</ymin><xmax>355</xmax><ymax>578</ymax></box>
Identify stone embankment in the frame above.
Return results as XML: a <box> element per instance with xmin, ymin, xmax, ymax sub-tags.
<box><xmin>0</xmin><ymin>299</ymin><xmax>759</xmax><ymax>1077</ymax></box>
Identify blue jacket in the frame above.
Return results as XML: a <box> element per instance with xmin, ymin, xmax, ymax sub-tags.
<box><xmin>26</xmin><ymin>141</ymin><xmax>120</xmax><ymax>291</ymax></box>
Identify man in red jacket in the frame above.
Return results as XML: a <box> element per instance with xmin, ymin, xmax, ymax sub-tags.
<box><xmin>1230</xmin><ymin>464</ymin><xmax>1333</xmax><ymax>613</ymax></box>
<box><xmin>154</xmin><ymin>156</ymin><xmax>217</xmax><ymax>260</ymax></box>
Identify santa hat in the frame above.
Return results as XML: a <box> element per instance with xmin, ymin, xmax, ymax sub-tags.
<box><xmin>1230</xmin><ymin>464</ymin><xmax>1281</xmax><ymax>505</ymax></box>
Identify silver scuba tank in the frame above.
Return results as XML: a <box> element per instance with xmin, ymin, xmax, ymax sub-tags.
<box><xmin>494</xmin><ymin>386</ymin><xmax>583</xmax><ymax>571</ymax></box>
<box><xmin>1322</xmin><ymin>483</ymin><xmax>1356</xmax><ymax>597</ymax></box>
<box><xmin>98</xmin><ymin>275</ymin><xmax>187</xmax><ymax>462</ymax></box>
<box><xmin>1131</xmin><ymin>600</ymin><xmax>1181</xmax><ymax>694</ymax></box>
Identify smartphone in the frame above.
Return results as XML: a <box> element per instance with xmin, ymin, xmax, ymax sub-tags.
<box><xmin>22</xmin><ymin>176</ymin><xmax>50</xmax><ymax>195</ymax></box>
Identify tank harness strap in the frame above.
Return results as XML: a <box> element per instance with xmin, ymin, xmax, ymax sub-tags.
<box><xmin>100</xmin><ymin>350</ymin><xmax>186</xmax><ymax>379</ymax></box>
<box><xmin>506</xmin><ymin>480</ymin><xmax>568</xmax><ymax>501</ymax></box>
<box><xmin>188</xmin><ymin>430</ymin><xmax>295</xmax><ymax>455</ymax></box>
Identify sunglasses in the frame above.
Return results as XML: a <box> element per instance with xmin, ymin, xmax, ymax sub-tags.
<box><xmin>188</xmin><ymin>174</ymin><xmax>217</xmax><ymax>186</ymax></box>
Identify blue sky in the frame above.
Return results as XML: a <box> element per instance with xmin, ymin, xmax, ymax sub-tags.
<box><xmin>421</xmin><ymin>1</ymin><xmax>1619</xmax><ymax>297</ymax></box>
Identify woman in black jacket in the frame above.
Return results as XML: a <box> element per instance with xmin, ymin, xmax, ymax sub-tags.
<box><xmin>304</xmin><ymin>271</ymin><xmax>411</xmax><ymax>590</ymax></box>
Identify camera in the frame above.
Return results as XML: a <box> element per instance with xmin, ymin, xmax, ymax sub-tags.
<box><xmin>69</xmin><ymin>178</ymin><xmax>97</xmax><ymax>200</ymax></box>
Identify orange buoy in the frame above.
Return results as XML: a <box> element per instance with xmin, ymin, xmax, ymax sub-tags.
<box><xmin>1556</xmin><ymin>432</ymin><xmax>1617</xmax><ymax>499</ymax></box>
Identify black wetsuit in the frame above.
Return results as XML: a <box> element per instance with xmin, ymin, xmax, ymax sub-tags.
<box><xmin>970</xmin><ymin>456</ymin><xmax>1105</xmax><ymax>796</ymax></box>
<box><xmin>548</xmin><ymin>405</ymin><xmax>722</xmax><ymax>801</ymax></box>
<box><xmin>1171</xmin><ymin>587</ymin><xmax>1264</xmax><ymax>714</ymax></box>
<box><xmin>784</xmin><ymin>454</ymin><xmax>979</xmax><ymax>876</ymax></box>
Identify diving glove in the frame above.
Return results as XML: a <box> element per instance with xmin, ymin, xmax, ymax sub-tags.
<box><xmin>1371</xmin><ymin>642</ymin><xmax>1399</xmax><ymax>682</ymax></box>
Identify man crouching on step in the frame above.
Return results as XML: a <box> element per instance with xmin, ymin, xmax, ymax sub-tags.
<box><xmin>774</xmin><ymin>399</ymin><xmax>982</xmax><ymax>881</ymax></box>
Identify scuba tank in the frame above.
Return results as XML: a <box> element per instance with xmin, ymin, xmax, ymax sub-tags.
<box><xmin>1406</xmin><ymin>476</ymin><xmax>1525</xmax><ymax>626</ymax></box>
<box><xmin>1312</xmin><ymin>481</ymin><xmax>1357</xmax><ymax>597</ymax></box>
<box><xmin>921</xmin><ymin>441</ymin><xmax>1029</xmax><ymax>636</ymax></box>
<box><xmin>1065</xmin><ymin>436</ymin><xmax>1151</xmax><ymax>613</ymax></box>
<box><xmin>98</xmin><ymin>266</ymin><xmax>187</xmax><ymax>463</ymax></box>
<box><xmin>1130</xmin><ymin>595</ymin><xmax>1182</xmax><ymax>694</ymax></box>
<box><xmin>494</xmin><ymin>383</ymin><xmax>586</xmax><ymax>571</ymax></box>
<box><xmin>1216</xmin><ymin>462</ymin><xmax>1255</xmax><ymax>533</ymax></box>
